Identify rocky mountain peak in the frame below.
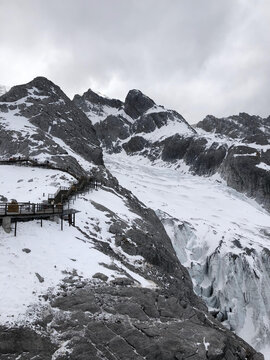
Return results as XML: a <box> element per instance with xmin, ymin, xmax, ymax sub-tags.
<box><xmin>0</xmin><ymin>76</ymin><xmax>70</xmax><ymax>104</ymax></box>
<box><xmin>74</xmin><ymin>88</ymin><xmax>123</xmax><ymax>109</ymax></box>
<box><xmin>124</xmin><ymin>89</ymin><xmax>156</xmax><ymax>119</ymax></box>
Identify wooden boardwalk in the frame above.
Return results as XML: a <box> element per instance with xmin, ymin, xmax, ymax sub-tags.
<box><xmin>0</xmin><ymin>202</ymin><xmax>63</xmax><ymax>218</ymax></box>
<box><xmin>0</xmin><ymin>157</ymin><xmax>80</xmax><ymax>180</ymax></box>
<box><xmin>0</xmin><ymin>157</ymin><xmax>101</xmax><ymax>235</ymax></box>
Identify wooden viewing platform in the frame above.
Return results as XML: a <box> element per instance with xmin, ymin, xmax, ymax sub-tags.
<box><xmin>0</xmin><ymin>157</ymin><xmax>80</xmax><ymax>180</ymax></box>
<box><xmin>0</xmin><ymin>202</ymin><xmax>63</xmax><ymax>218</ymax></box>
<box><xmin>0</xmin><ymin>202</ymin><xmax>79</xmax><ymax>235</ymax></box>
<box><xmin>0</xmin><ymin>157</ymin><xmax>101</xmax><ymax>235</ymax></box>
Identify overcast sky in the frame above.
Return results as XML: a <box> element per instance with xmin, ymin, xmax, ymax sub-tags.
<box><xmin>0</xmin><ymin>0</ymin><xmax>269</xmax><ymax>123</ymax></box>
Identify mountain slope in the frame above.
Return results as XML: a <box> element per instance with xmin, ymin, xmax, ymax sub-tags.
<box><xmin>0</xmin><ymin>78</ymin><xmax>264</xmax><ymax>359</ymax></box>
<box><xmin>1</xmin><ymin>162</ymin><xmax>263</xmax><ymax>359</ymax></box>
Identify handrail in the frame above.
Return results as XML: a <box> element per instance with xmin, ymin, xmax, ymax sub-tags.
<box><xmin>0</xmin><ymin>202</ymin><xmax>63</xmax><ymax>216</ymax></box>
<box><xmin>0</xmin><ymin>158</ymin><xmax>80</xmax><ymax>180</ymax></box>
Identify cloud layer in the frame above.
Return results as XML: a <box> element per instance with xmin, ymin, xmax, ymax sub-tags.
<box><xmin>0</xmin><ymin>0</ymin><xmax>269</xmax><ymax>122</ymax></box>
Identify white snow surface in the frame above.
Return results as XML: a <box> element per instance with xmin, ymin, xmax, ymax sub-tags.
<box><xmin>0</xmin><ymin>165</ymin><xmax>75</xmax><ymax>202</ymax></box>
<box><xmin>105</xmin><ymin>153</ymin><xmax>270</xmax><ymax>359</ymax></box>
<box><xmin>141</xmin><ymin>116</ymin><xmax>193</xmax><ymax>142</ymax></box>
<box><xmin>0</xmin><ymin>220</ymin><xmax>114</xmax><ymax>324</ymax></box>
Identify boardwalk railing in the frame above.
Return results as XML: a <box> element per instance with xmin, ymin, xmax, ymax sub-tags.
<box><xmin>0</xmin><ymin>158</ymin><xmax>79</xmax><ymax>180</ymax></box>
<box><xmin>0</xmin><ymin>202</ymin><xmax>63</xmax><ymax>216</ymax></box>
<box><xmin>48</xmin><ymin>187</ymin><xmax>69</xmax><ymax>201</ymax></box>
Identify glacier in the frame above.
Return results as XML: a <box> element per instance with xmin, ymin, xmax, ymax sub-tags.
<box><xmin>105</xmin><ymin>152</ymin><xmax>270</xmax><ymax>358</ymax></box>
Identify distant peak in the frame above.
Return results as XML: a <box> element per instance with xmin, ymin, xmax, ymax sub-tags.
<box><xmin>29</xmin><ymin>76</ymin><xmax>60</xmax><ymax>92</ymax></box>
<box><xmin>73</xmin><ymin>88</ymin><xmax>123</xmax><ymax>109</ymax></box>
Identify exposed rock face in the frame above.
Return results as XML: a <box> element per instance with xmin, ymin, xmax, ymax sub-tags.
<box><xmin>123</xmin><ymin>136</ymin><xmax>149</xmax><ymax>154</ymax></box>
<box><xmin>0</xmin><ymin>326</ymin><xmax>55</xmax><ymax>359</ymax></box>
<box><xmin>124</xmin><ymin>89</ymin><xmax>155</xmax><ymax>119</ymax></box>
<box><xmin>1</xmin><ymin>284</ymin><xmax>263</xmax><ymax>359</ymax></box>
<box><xmin>161</xmin><ymin>135</ymin><xmax>227</xmax><ymax>175</ymax></box>
<box><xmin>94</xmin><ymin>115</ymin><xmax>131</xmax><ymax>152</ymax></box>
<box><xmin>0</xmin><ymin>77</ymin><xmax>103</xmax><ymax>174</ymax></box>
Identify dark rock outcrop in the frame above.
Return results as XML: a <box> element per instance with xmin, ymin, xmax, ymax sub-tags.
<box><xmin>124</xmin><ymin>89</ymin><xmax>155</xmax><ymax>119</ymax></box>
<box><xmin>94</xmin><ymin>115</ymin><xmax>130</xmax><ymax>151</ymax></box>
<box><xmin>122</xmin><ymin>136</ymin><xmax>149</xmax><ymax>154</ymax></box>
<box><xmin>0</xmin><ymin>326</ymin><xmax>55</xmax><ymax>359</ymax></box>
<box><xmin>220</xmin><ymin>146</ymin><xmax>270</xmax><ymax>209</ymax></box>
<box><xmin>73</xmin><ymin>88</ymin><xmax>123</xmax><ymax>111</ymax></box>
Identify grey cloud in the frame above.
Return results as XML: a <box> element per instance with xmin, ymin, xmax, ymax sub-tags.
<box><xmin>0</xmin><ymin>0</ymin><xmax>269</xmax><ymax>123</ymax></box>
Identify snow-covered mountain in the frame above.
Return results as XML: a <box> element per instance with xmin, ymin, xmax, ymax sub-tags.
<box><xmin>75</xmin><ymin>89</ymin><xmax>270</xmax><ymax>213</ymax></box>
<box><xmin>75</xmin><ymin>86</ymin><xmax>270</xmax><ymax>358</ymax></box>
<box><xmin>0</xmin><ymin>77</ymin><xmax>266</xmax><ymax>359</ymax></box>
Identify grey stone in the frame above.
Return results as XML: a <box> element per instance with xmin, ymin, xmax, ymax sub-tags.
<box><xmin>35</xmin><ymin>273</ymin><xmax>44</xmax><ymax>283</ymax></box>
<box><xmin>110</xmin><ymin>277</ymin><xmax>135</xmax><ymax>286</ymax></box>
<box><xmin>108</xmin><ymin>223</ymin><xmax>123</xmax><ymax>235</ymax></box>
<box><xmin>92</xmin><ymin>272</ymin><xmax>108</xmax><ymax>282</ymax></box>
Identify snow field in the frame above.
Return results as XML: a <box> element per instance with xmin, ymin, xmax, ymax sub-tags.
<box><xmin>105</xmin><ymin>153</ymin><xmax>270</xmax><ymax>359</ymax></box>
